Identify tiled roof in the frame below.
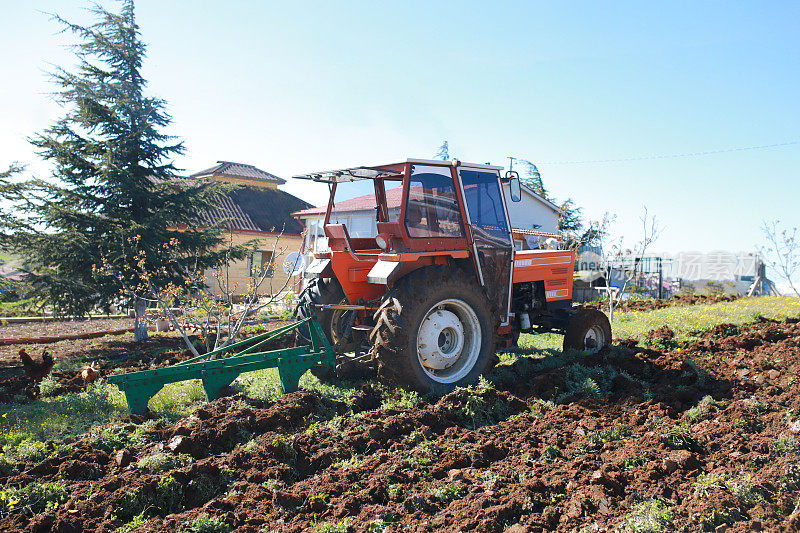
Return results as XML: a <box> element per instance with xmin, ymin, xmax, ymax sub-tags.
<box><xmin>511</xmin><ymin>228</ymin><xmax>559</xmax><ymax>238</ymax></box>
<box><xmin>190</xmin><ymin>161</ymin><xmax>286</xmax><ymax>185</ymax></box>
<box><xmin>148</xmin><ymin>171</ymin><xmax>310</xmax><ymax>234</ymax></box>
<box><xmin>292</xmin><ymin>187</ymin><xmax>404</xmax><ymax>217</ymax></box>
<box><xmin>200</xmin><ymin>194</ymin><xmax>260</xmax><ymax>231</ymax></box>
<box><xmin>202</xmin><ymin>187</ymin><xmax>312</xmax><ymax>234</ymax></box>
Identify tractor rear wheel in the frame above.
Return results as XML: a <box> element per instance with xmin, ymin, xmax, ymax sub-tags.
<box><xmin>369</xmin><ymin>266</ymin><xmax>496</xmax><ymax>394</ymax></box>
<box><xmin>563</xmin><ymin>308</ymin><xmax>612</xmax><ymax>354</ymax></box>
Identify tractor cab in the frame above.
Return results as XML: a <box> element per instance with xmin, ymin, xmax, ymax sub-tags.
<box><xmin>295</xmin><ymin>159</ymin><xmax>516</xmax><ymax>309</ymax></box>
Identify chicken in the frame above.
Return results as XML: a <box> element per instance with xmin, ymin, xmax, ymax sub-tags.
<box><xmin>81</xmin><ymin>363</ymin><xmax>100</xmax><ymax>385</ymax></box>
<box><xmin>18</xmin><ymin>348</ymin><xmax>55</xmax><ymax>383</ymax></box>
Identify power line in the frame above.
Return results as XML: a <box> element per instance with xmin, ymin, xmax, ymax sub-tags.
<box><xmin>536</xmin><ymin>140</ymin><xmax>798</xmax><ymax>165</ymax></box>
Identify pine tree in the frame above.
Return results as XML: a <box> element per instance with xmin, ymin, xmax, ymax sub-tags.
<box><xmin>519</xmin><ymin>160</ymin><xmax>546</xmax><ymax>198</ymax></box>
<box><xmin>0</xmin><ymin>165</ymin><xmax>22</xmax><ymax>244</ymax></box>
<box><xmin>14</xmin><ymin>1</ymin><xmax>225</xmax><ymax>338</ymax></box>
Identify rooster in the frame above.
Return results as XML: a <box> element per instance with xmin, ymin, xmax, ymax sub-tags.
<box><xmin>18</xmin><ymin>348</ymin><xmax>55</xmax><ymax>383</ymax></box>
<box><xmin>81</xmin><ymin>363</ymin><xmax>100</xmax><ymax>386</ymax></box>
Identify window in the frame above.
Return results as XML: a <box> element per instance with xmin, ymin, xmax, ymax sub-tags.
<box><xmin>404</xmin><ymin>165</ymin><xmax>464</xmax><ymax>238</ymax></box>
<box><xmin>460</xmin><ymin>170</ymin><xmax>510</xmax><ymax>240</ymax></box>
<box><xmin>249</xmin><ymin>250</ymin><xmax>274</xmax><ymax>278</ymax></box>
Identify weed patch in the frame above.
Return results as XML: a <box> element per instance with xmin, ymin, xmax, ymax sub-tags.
<box><xmin>621</xmin><ymin>498</ymin><xmax>674</xmax><ymax>532</ymax></box>
<box><xmin>0</xmin><ymin>481</ymin><xmax>69</xmax><ymax>517</ymax></box>
<box><xmin>428</xmin><ymin>482</ymin><xmax>467</xmax><ymax>504</ymax></box>
<box><xmin>180</xmin><ymin>513</ymin><xmax>231</xmax><ymax>533</ymax></box>
<box><xmin>687</xmin><ymin>395</ymin><xmax>723</xmax><ymax>422</ymax></box>
<box><xmin>578</xmin><ymin>423</ymin><xmax>632</xmax><ymax>454</ymax></box>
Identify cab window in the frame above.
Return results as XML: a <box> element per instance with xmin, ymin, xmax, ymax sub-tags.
<box><xmin>404</xmin><ymin>165</ymin><xmax>464</xmax><ymax>238</ymax></box>
<box><xmin>460</xmin><ymin>170</ymin><xmax>510</xmax><ymax>240</ymax></box>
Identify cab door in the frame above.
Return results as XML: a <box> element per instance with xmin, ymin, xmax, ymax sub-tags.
<box><xmin>457</xmin><ymin>168</ymin><xmax>514</xmax><ymax>324</ymax></box>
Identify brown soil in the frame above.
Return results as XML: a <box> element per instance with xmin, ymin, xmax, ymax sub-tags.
<box><xmin>0</xmin><ymin>318</ymin><xmax>134</xmax><ymax>342</ymax></box>
<box><xmin>585</xmin><ymin>294</ymin><xmax>738</xmax><ymax>313</ymax></box>
<box><xmin>2</xmin><ymin>318</ymin><xmax>800</xmax><ymax>531</ymax></box>
<box><xmin>0</xmin><ymin>321</ymin><xmax>291</xmax><ymax>404</ymax></box>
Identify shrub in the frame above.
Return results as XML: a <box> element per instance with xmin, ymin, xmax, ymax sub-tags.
<box><xmin>448</xmin><ymin>381</ymin><xmax>512</xmax><ymax>429</ymax></box>
<box><xmin>314</xmin><ymin>518</ymin><xmax>350</xmax><ymax>533</ymax></box>
<box><xmin>271</xmin><ymin>436</ymin><xmax>297</xmax><ymax>461</ymax></box>
<box><xmin>38</xmin><ymin>376</ymin><xmax>59</xmax><ymax>397</ymax></box>
<box><xmin>747</xmin><ymin>399</ymin><xmax>770</xmax><ymax>414</ymax></box>
<box><xmin>180</xmin><ymin>513</ymin><xmax>231</xmax><ymax>533</ymax></box>
<box><xmin>13</xmin><ymin>439</ymin><xmax>48</xmax><ymax>463</ymax></box>
<box><xmin>137</xmin><ymin>452</ymin><xmax>193</xmax><ymax>473</ymax></box>
<box><xmin>661</xmin><ymin>425</ymin><xmax>696</xmax><ymax>450</ymax></box>
<box><xmin>476</xmin><ymin>470</ymin><xmax>502</xmax><ymax>490</ymax></box>
<box><xmin>693</xmin><ymin>472</ymin><xmax>728</xmax><ymax>497</ymax></box>
<box><xmin>381</xmin><ymin>389</ymin><xmax>422</xmax><ymax>410</ymax></box>
<box><xmin>118</xmin><ymin>475</ymin><xmax>185</xmax><ymax>520</ymax></box>
<box><xmin>578</xmin><ymin>423</ymin><xmax>632</xmax><ymax>454</ymax></box>
<box><xmin>333</xmin><ymin>456</ymin><xmax>364</xmax><ymax>469</ymax></box>
<box><xmin>773</xmin><ymin>435</ymin><xmax>799</xmax><ymax>455</ymax></box>
<box><xmin>428</xmin><ymin>482</ymin><xmax>467</xmax><ymax>504</ymax></box>
<box><xmin>115</xmin><ymin>512</ymin><xmax>149</xmax><ymax>533</ymax></box>
<box><xmin>687</xmin><ymin>396</ymin><xmax>722</xmax><ymax>422</ymax></box>
<box><xmin>700</xmin><ymin>507</ymin><xmax>743</xmax><ymax>530</ymax></box>
<box><xmin>694</xmin><ymin>472</ymin><xmax>765</xmax><ymax>507</ymax></box>
<box><xmin>779</xmin><ymin>464</ymin><xmax>800</xmax><ymax>492</ymax></box>
<box><xmin>188</xmin><ymin>465</ymin><xmax>236</xmax><ymax>501</ymax></box>
<box><xmin>0</xmin><ymin>482</ymin><xmax>69</xmax><ymax>517</ymax></box>
<box><xmin>408</xmin><ymin>440</ymin><xmax>439</xmax><ymax>466</ymax></box>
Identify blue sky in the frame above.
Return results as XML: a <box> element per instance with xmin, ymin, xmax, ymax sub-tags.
<box><xmin>1</xmin><ymin>1</ymin><xmax>798</xmax><ymax>255</ymax></box>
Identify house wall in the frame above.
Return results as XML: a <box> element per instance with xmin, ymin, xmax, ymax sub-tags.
<box><xmin>502</xmin><ymin>183</ymin><xmax>559</xmax><ymax>234</ymax></box>
<box><xmin>204</xmin><ymin>231</ymin><xmax>304</xmax><ymax>297</ymax></box>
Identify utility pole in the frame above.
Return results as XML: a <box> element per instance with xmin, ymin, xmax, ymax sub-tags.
<box><xmin>507</xmin><ymin>156</ymin><xmax>517</xmax><ymax>171</ymax></box>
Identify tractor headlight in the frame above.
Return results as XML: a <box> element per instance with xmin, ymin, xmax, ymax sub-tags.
<box><xmin>375</xmin><ymin>233</ymin><xmax>390</xmax><ymax>250</ymax></box>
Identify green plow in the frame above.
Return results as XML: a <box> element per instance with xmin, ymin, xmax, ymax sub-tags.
<box><xmin>108</xmin><ymin>318</ymin><xmax>334</xmax><ymax>415</ymax></box>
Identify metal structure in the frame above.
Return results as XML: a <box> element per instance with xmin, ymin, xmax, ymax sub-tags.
<box><xmin>108</xmin><ymin>318</ymin><xmax>334</xmax><ymax>415</ymax></box>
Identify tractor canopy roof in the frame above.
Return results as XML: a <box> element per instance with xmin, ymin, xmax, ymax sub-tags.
<box><xmin>293</xmin><ymin>159</ymin><xmax>504</xmax><ymax>183</ymax></box>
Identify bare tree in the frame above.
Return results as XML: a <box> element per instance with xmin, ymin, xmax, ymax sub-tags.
<box><xmin>600</xmin><ymin>207</ymin><xmax>663</xmax><ymax>320</ymax></box>
<box><xmin>761</xmin><ymin>220</ymin><xmax>800</xmax><ymax>297</ymax></box>
<box><xmin>98</xmin><ymin>227</ymin><xmax>301</xmax><ymax>357</ymax></box>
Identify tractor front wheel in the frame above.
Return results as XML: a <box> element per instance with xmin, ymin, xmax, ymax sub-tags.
<box><xmin>294</xmin><ymin>278</ymin><xmax>354</xmax><ymax>351</ymax></box>
<box><xmin>562</xmin><ymin>308</ymin><xmax>612</xmax><ymax>354</ymax></box>
<box><xmin>370</xmin><ymin>266</ymin><xmax>496</xmax><ymax>394</ymax></box>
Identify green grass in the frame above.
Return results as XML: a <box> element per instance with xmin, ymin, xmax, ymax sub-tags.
<box><xmin>0</xmin><ymin>382</ymin><xmax>127</xmax><ymax>443</ymax></box>
<box><xmin>514</xmin><ymin>297</ymin><xmax>800</xmax><ymax>355</ymax></box>
<box><xmin>611</xmin><ymin>296</ymin><xmax>800</xmax><ymax>341</ymax></box>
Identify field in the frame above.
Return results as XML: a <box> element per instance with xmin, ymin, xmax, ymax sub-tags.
<box><xmin>1</xmin><ymin>297</ymin><xmax>799</xmax><ymax>532</ymax></box>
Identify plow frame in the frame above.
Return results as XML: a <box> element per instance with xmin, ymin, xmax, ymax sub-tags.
<box><xmin>108</xmin><ymin>318</ymin><xmax>334</xmax><ymax>415</ymax></box>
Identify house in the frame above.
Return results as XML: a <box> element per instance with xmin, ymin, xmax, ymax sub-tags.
<box><xmin>185</xmin><ymin>161</ymin><xmax>312</xmax><ymax>296</ymax></box>
<box><xmin>291</xmin><ymin>181</ymin><xmax>562</xmax><ymax>254</ymax></box>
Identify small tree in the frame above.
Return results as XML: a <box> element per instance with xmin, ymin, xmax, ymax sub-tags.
<box><xmin>13</xmin><ymin>1</ymin><xmax>225</xmax><ymax>339</ymax></box>
<box><xmin>558</xmin><ymin>199</ymin><xmax>613</xmax><ymax>251</ymax></box>
<box><xmin>600</xmin><ymin>207</ymin><xmax>662</xmax><ymax>320</ymax></box>
<box><xmin>98</xmin><ymin>226</ymin><xmax>300</xmax><ymax>357</ymax></box>
<box><xmin>435</xmin><ymin>141</ymin><xmax>450</xmax><ymax>161</ymax></box>
<box><xmin>761</xmin><ymin>220</ymin><xmax>800</xmax><ymax>297</ymax></box>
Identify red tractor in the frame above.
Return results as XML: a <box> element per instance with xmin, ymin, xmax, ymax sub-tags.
<box><xmin>294</xmin><ymin>159</ymin><xmax>610</xmax><ymax>393</ymax></box>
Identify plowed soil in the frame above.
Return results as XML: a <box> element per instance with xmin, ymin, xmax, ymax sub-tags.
<box><xmin>585</xmin><ymin>294</ymin><xmax>737</xmax><ymax>313</ymax></box>
<box><xmin>2</xmin><ymin>318</ymin><xmax>800</xmax><ymax>532</ymax></box>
